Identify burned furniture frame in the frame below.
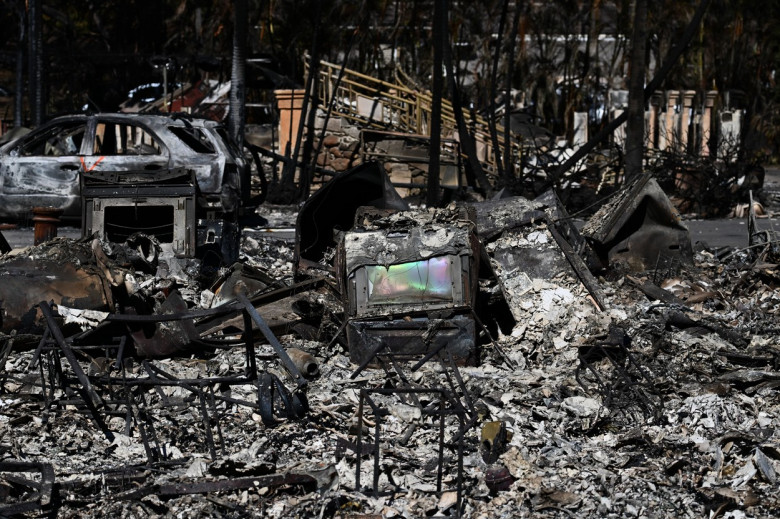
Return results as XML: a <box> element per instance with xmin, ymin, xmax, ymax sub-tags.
<box><xmin>340</xmin><ymin>335</ymin><xmax>479</xmax><ymax>517</ymax></box>
<box><xmin>355</xmin><ymin>388</ymin><xmax>467</xmax><ymax>512</ymax></box>
<box><xmin>0</xmin><ymin>462</ymin><xmax>56</xmax><ymax>516</ymax></box>
<box><xmin>30</xmin><ymin>295</ymin><xmax>309</xmax><ymax>463</ymax></box>
<box><xmin>82</xmin><ymin>167</ymin><xmax>197</xmax><ymax>256</ymax></box>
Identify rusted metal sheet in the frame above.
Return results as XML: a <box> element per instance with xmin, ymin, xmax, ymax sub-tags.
<box><xmin>581</xmin><ymin>173</ymin><xmax>693</xmax><ymax>272</ymax></box>
<box><xmin>198</xmin><ymin>293</ymin><xmax>308</xmax><ymax>337</ymax></box>
<box><xmin>0</xmin><ymin>255</ymin><xmax>112</xmax><ymax>333</ymax></box>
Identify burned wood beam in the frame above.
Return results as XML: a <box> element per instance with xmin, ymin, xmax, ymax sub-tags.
<box><xmin>547</xmin><ymin>220</ymin><xmax>608</xmax><ymax>311</ymax></box>
<box><xmin>116</xmin><ymin>471</ymin><xmax>319</xmax><ymax>501</ymax></box>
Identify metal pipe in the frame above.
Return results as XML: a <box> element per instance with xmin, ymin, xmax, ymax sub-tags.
<box><xmin>286</xmin><ymin>348</ymin><xmax>319</xmax><ymax>378</ymax></box>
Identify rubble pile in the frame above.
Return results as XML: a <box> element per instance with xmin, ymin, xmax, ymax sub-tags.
<box><xmin>2</xmin><ymin>194</ymin><xmax>780</xmax><ymax>518</ymax></box>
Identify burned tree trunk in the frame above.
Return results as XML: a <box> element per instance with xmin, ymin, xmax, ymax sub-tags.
<box><xmin>229</xmin><ymin>0</ymin><xmax>247</xmax><ymax>148</ymax></box>
<box><xmin>28</xmin><ymin>0</ymin><xmax>43</xmax><ymax>126</ymax></box>
<box><xmin>503</xmin><ymin>2</ymin><xmax>521</xmax><ymax>182</ymax></box>
<box><xmin>298</xmin><ymin>3</ymin><xmax>324</xmax><ymax>201</ymax></box>
<box><xmin>488</xmin><ymin>0</ymin><xmax>510</xmax><ymax>179</ymax></box>
<box><xmin>14</xmin><ymin>5</ymin><xmax>25</xmax><ymax>128</ymax></box>
<box><xmin>428</xmin><ymin>0</ymin><xmax>444</xmax><ymax>207</ymax></box>
<box><xmin>442</xmin><ymin>0</ymin><xmax>492</xmax><ymax>197</ymax></box>
<box><xmin>625</xmin><ymin>0</ymin><xmax>648</xmax><ymax>180</ymax></box>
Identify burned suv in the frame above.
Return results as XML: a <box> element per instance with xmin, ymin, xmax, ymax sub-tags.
<box><xmin>0</xmin><ymin>113</ymin><xmax>248</xmax><ymax>221</ymax></box>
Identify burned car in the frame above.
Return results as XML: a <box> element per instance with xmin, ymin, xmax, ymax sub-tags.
<box><xmin>0</xmin><ymin>113</ymin><xmax>249</xmax><ymax>221</ymax></box>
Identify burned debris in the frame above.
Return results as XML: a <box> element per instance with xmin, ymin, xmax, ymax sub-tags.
<box><xmin>1</xmin><ymin>172</ymin><xmax>778</xmax><ymax>517</ymax></box>
<box><xmin>2</xmin><ymin>120</ymin><xmax>780</xmax><ymax>518</ymax></box>
<box><xmin>582</xmin><ymin>172</ymin><xmax>694</xmax><ymax>273</ymax></box>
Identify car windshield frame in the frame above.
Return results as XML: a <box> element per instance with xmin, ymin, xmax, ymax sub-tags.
<box><xmin>168</xmin><ymin>125</ymin><xmax>217</xmax><ymax>154</ymax></box>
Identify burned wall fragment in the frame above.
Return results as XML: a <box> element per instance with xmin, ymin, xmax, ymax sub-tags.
<box><xmin>471</xmin><ymin>194</ymin><xmax>604</xmax><ymax>346</ymax></box>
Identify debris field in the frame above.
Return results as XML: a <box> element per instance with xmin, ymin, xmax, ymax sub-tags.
<box><xmin>1</xmin><ymin>176</ymin><xmax>780</xmax><ymax>519</ymax></box>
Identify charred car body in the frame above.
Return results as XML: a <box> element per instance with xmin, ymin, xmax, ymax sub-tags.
<box><xmin>0</xmin><ymin>113</ymin><xmax>249</xmax><ymax>258</ymax></box>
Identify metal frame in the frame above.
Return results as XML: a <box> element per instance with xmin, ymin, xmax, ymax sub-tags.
<box><xmin>30</xmin><ymin>298</ymin><xmax>309</xmax><ymax>464</ymax></box>
<box><xmin>82</xmin><ymin>168</ymin><xmax>197</xmax><ymax>256</ymax></box>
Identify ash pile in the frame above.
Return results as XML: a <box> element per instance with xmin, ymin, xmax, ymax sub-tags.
<box><xmin>2</xmin><ymin>165</ymin><xmax>780</xmax><ymax>518</ymax></box>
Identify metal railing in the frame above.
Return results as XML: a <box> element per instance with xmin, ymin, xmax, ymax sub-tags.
<box><xmin>310</xmin><ymin>58</ymin><xmax>521</xmax><ymax>177</ymax></box>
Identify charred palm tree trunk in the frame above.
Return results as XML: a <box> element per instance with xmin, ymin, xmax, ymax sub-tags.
<box><xmin>28</xmin><ymin>0</ymin><xmax>44</xmax><ymax>126</ymax></box>
<box><xmin>224</xmin><ymin>0</ymin><xmax>248</xmax><ymax>265</ymax></box>
<box><xmin>625</xmin><ymin>0</ymin><xmax>648</xmax><ymax>180</ymax></box>
<box><xmin>229</xmin><ymin>0</ymin><xmax>248</xmax><ymax>149</ymax></box>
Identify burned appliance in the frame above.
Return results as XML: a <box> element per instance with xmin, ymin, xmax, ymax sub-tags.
<box><xmin>581</xmin><ymin>172</ymin><xmax>693</xmax><ymax>272</ymax></box>
<box><xmin>338</xmin><ymin>207</ymin><xmax>480</xmax><ymax>365</ymax></box>
<box><xmin>82</xmin><ymin>167</ymin><xmax>226</xmax><ymax>257</ymax></box>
